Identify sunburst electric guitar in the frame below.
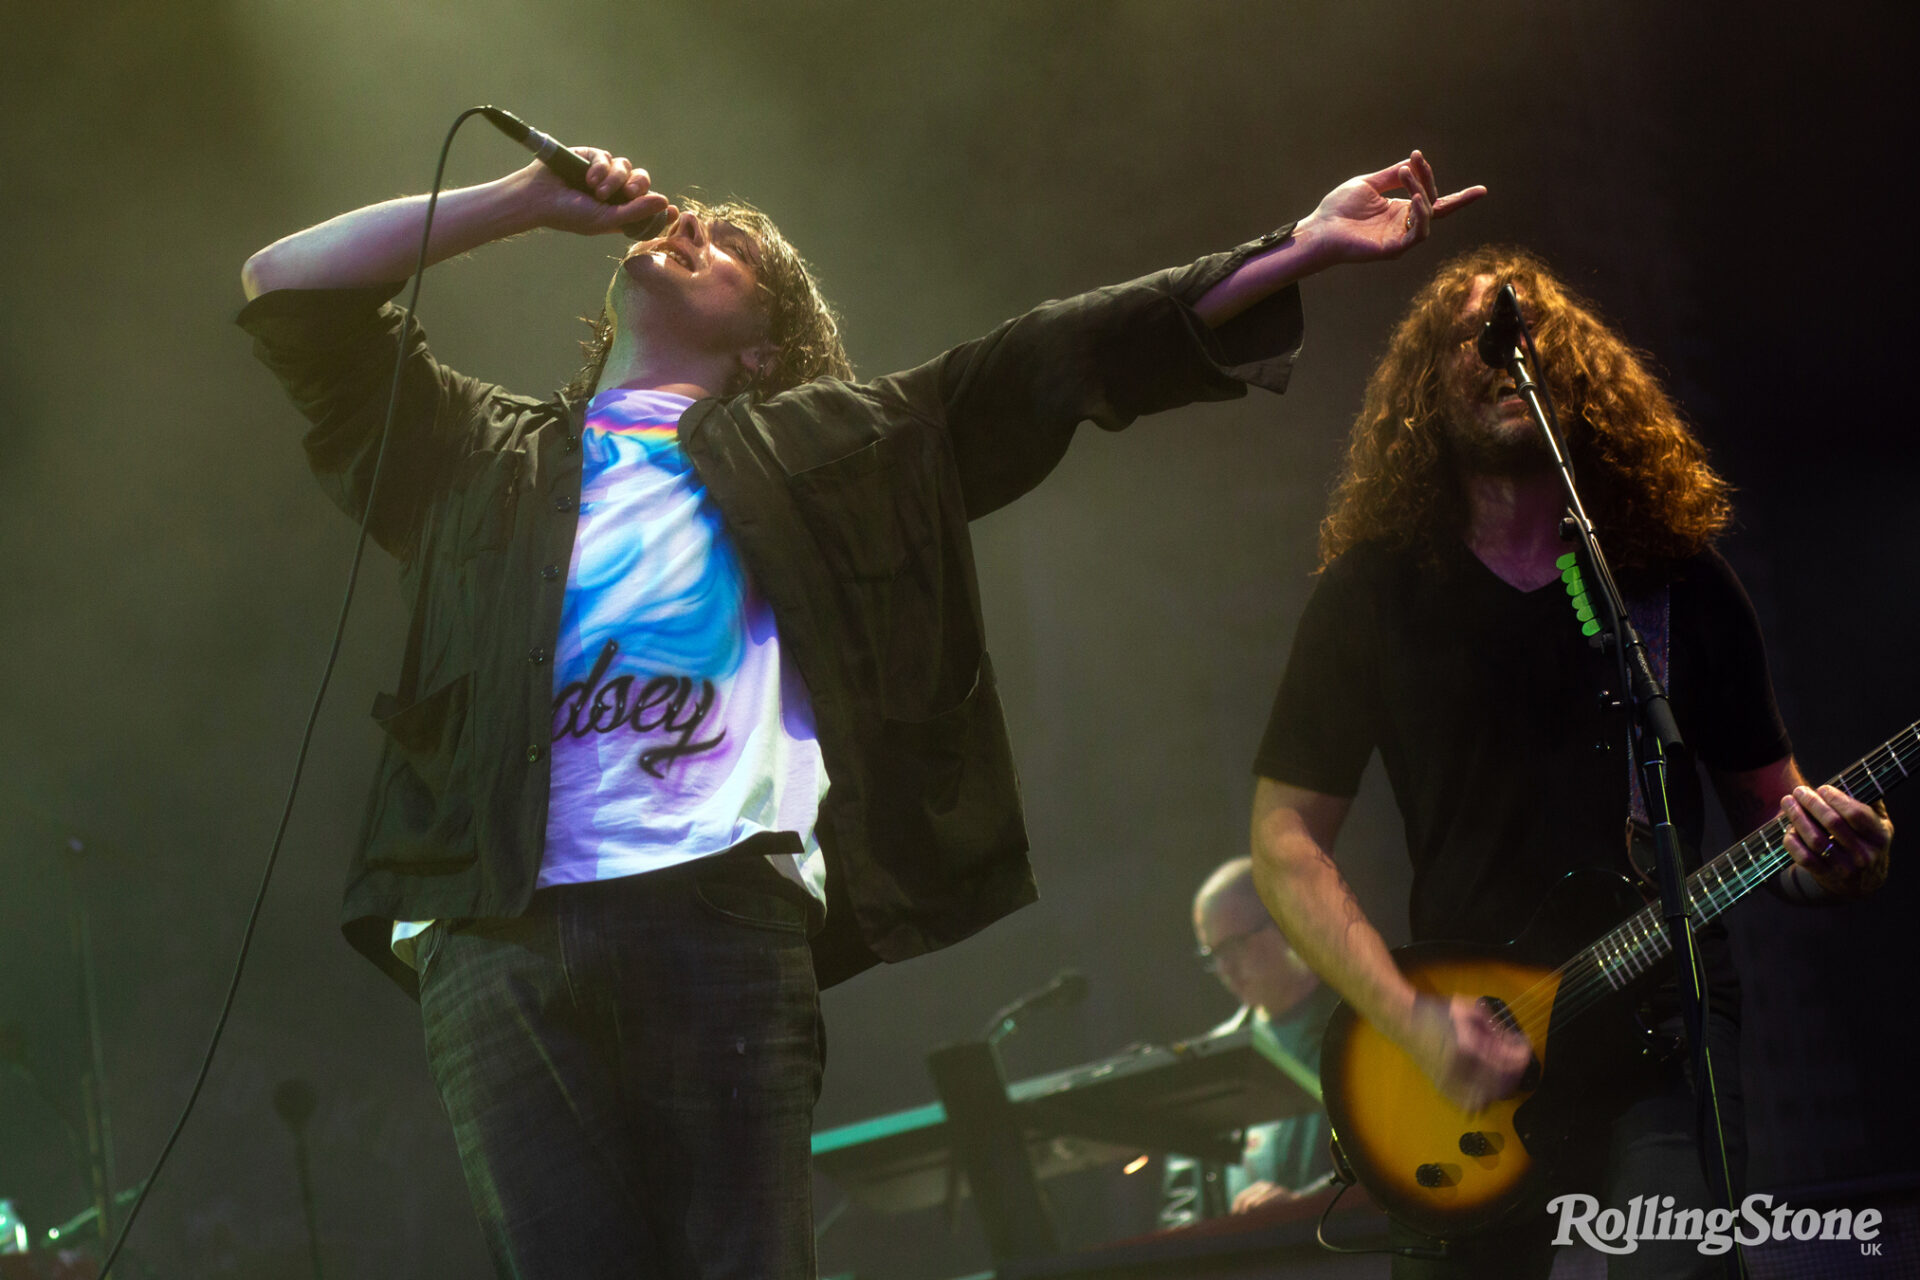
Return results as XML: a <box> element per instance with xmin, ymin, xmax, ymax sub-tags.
<box><xmin>1320</xmin><ymin>721</ymin><xmax>1915</xmax><ymax>1240</ymax></box>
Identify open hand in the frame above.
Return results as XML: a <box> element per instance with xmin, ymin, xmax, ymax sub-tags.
<box><xmin>1296</xmin><ymin>151</ymin><xmax>1486</xmax><ymax>267</ymax></box>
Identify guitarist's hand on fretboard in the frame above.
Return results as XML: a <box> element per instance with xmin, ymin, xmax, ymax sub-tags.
<box><xmin>1780</xmin><ymin>783</ymin><xmax>1893</xmax><ymax>900</ymax></box>
<box><xmin>1403</xmin><ymin>994</ymin><xmax>1532</xmax><ymax>1113</ymax></box>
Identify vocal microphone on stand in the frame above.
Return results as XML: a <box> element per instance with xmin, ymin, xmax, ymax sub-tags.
<box><xmin>1476</xmin><ymin>282</ymin><xmax>1526</xmax><ymax>369</ymax></box>
<box><xmin>479</xmin><ymin>106</ymin><xmax>672</xmax><ymax>240</ymax></box>
<box><xmin>983</xmin><ymin>969</ymin><xmax>1090</xmax><ymax>1045</ymax></box>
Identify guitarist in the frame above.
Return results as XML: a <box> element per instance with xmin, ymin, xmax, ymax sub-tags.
<box><xmin>1249</xmin><ymin>247</ymin><xmax>1892</xmax><ymax>1278</ymax></box>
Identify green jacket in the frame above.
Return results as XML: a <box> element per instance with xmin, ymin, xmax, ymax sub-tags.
<box><xmin>238</xmin><ymin>233</ymin><xmax>1303</xmax><ymax>995</ymax></box>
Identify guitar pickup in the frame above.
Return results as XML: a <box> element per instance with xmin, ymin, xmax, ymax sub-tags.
<box><xmin>1459</xmin><ymin>1130</ymin><xmax>1505</xmax><ymax>1158</ymax></box>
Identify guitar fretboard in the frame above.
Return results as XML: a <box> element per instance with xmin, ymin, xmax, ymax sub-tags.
<box><xmin>1543</xmin><ymin>721</ymin><xmax>1916</xmax><ymax>1026</ymax></box>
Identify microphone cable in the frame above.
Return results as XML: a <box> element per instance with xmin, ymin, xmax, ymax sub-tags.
<box><xmin>95</xmin><ymin>105</ymin><xmax>497</xmax><ymax>1277</ymax></box>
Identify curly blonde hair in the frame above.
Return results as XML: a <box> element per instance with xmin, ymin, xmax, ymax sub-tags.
<box><xmin>566</xmin><ymin>196</ymin><xmax>852</xmax><ymax>403</ymax></box>
<box><xmin>1319</xmin><ymin>246</ymin><xmax>1731</xmax><ymax>573</ymax></box>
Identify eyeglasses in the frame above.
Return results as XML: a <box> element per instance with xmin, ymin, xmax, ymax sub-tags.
<box><xmin>1195</xmin><ymin>918</ymin><xmax>1277</xmax><ymax>973</ymax></box>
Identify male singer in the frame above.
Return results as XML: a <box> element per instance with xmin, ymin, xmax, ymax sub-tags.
<box><xmin>241</xmin><ymin>142</ymin><xmax>1482</xmax><ymax>1277</ymax></box>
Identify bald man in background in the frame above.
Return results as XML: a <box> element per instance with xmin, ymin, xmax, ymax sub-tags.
<box><xmin>1162</xmin><ymin>857</ymin><xmax>1340</xmax><ymax>1226</ymax></box>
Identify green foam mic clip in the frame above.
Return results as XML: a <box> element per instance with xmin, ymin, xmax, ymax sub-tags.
<box><xmin>1558</xmin><ymin>551</ymin><xmax>1602</xmax><ymax>640</ymax></box>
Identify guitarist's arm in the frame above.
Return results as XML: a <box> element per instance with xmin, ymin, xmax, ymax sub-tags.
<box><xmin>1710</xmin><ymin>758</ymin><xmax>1893</xmax><ymax>904</ymax></box>
<box><xmin>1251</xmin><ymin>778</ymin><xmax>1531</xmax><ymax>1112</ymax></box>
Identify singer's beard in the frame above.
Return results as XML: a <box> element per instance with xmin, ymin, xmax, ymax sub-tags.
<box><xmin>1442</xmin><ymin>411</ymin><xmax>1554</xmax><ymax>478</ymax></box>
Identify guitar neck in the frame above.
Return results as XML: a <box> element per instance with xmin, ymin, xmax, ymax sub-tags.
<box><xmin>1562</xmin><ymin>720</ymin><xmax>1918</xmax><ymax>1011</ymax></box>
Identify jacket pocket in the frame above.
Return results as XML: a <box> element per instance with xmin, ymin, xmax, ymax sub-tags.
<box><xmin>373</xmin><ymin>674</ymin><xmax>473</xmax><ymax>791</ymax></box>
<box><xmin>447</xmin><ymin>450</ymin><xmax>522</xmax><ymax>559</ymax></box>
<box><xmin>866</xmin><ymin>654</ymin><xmax>1027</xmax><ymax>887</ymax></box>
<box><xmin>365</xmin><ymin>674</ymin><xmax>479</xmax><ymax>870</ymax></box>
<box><xmin>788</xmin><ymin>429</ymin><xmax>936</xmax><ymax>582</ymax></box>
<box><xmin>789</xmin><ymin>426</ymin><xmax>980</xmax><ymax>720</ymax></box>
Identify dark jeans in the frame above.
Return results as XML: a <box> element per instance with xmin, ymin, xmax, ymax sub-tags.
<box><xmin>1390</xmin><ymin>1006</ymin><xmax>1746</xmax><ymax>1280</ymax></box>
<box><xmin>415</xmin><ymin>853</ymin><xmax>825</xmax><ymax>1279</ymax></box>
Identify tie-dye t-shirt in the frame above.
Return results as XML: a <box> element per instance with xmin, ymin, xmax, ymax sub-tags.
<box><xmin>536</xmin><ymin>388</ymin><xmax>827</xmax><ymax>896</ymax></box>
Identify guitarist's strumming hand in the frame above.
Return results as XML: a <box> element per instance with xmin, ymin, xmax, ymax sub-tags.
<box><xmin>1401</xmin><ymin>994</ymin><xmax>1532</xmax><ymax>1113</ymax></box>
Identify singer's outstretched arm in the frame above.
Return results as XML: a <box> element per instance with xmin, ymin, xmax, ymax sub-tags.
<box><xmin>1193</xmin><ymin>150</ymin><xmax>1485</xmax><ymax>328</ymax></box>
<box><xmin>240</xmin><ymin>151</ymin><xmax>664</xmax><ymax>298</ymax></box>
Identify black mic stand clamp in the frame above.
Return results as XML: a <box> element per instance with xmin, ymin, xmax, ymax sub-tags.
<box><xmin>1478</xmin><ymin>285</ymin><xmax>1745</xmax><ymax>1280</ymax></box>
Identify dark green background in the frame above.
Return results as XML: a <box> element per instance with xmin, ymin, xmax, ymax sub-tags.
<box><xmin>2</xmin><ymin>3</ymin><xmax>1912</xmax><ymax>1275</ymax></box>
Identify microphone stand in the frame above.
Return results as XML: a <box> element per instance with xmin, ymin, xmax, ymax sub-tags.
<box><xmin>62</xmin><ymin>836</ymin><xmax>120</xmax><ymax>1258</ymax></box>
<box><xmin>1480</xmin><ymin>288</ymin><xmax>1745</xmax><ymax>1280</ymax></box>
<box><xmin>273</xmin><ymin>1079</ymin><xmax>325</xmax><ymax>1280</ymax></box>
<box><xmin>980</xmin><ymin>970</ymin><xmax>1089</xmax><ymax>1052</ymax></box>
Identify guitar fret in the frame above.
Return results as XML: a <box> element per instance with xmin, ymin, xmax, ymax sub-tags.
<box><xmin>1621</xmin><ymin>924</ymin><xmax>1646</xmax><ymax>979</ymax></box>
<box><xmin>1712</xmin><ymin>861</ymin><xmax>1738</xmax><ymax>906</ymax></box>
<box><xmin>1634</xmin><ymin>917</ymin><xmax>1661</xmax><ymax>972</ymax></box>
<box><xmin>1601</xmin><ymin>931</ymin><xmax>1629</xmax><ymax>990</ymax></box>
<box><xmin>1599</xmin><ymin>935</ymin><xmax>1621</xmax><ymax>989</ymax></box>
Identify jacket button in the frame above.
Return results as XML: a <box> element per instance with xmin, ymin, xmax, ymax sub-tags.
<box><xmin>528</xmin><ymin>647</ymin><xmax>547</xmax><ymax>665</ymax></box>
<box><xmin>526</xmin><ymin>744</ymin><xmax>544</xmax><ymax>763</ymax></box>
<box><xmin>554</xmin><ymin>495</ymin><xmax>574</xmax><ymax>511</ymax></box>
<box><xmin>541</xmin><ymin>564</ymin><xmax>561</xmax><ymax>581</ymax></box>
<box><xmin>564</xmin><ymin>435</ymin><xmax>580</xmax><ymax>453</ymax></box>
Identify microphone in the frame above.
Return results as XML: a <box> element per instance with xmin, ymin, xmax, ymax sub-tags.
<box><xmin>479</xmin><ymin>106</ymin><xmax>671</xmax><ymax>240</ymax></box>
<box><xmin>983</xmin><ymin>969</ymin><xmax>1090</xmax><ymax>1043</ymax></box>
<box><xmin>1476</xmin><ymin>282</ymin><xmax>1526</xmax><ymax>369</ymax></box>
<box><xmin>1023</xmin><ymin>968</ymin><xmax>1090</xmax><ymax>1013</ymax></box>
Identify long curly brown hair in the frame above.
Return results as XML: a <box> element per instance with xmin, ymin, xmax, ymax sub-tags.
<box><xmin>564</xmin><ymin>195</ymin><xmax>853</xmax><ymax>403</ymax></box>
<box><xmin>1319</xmin><ymin>246</ymin><xmax>1731</xmax><ymax>573</ymax></box>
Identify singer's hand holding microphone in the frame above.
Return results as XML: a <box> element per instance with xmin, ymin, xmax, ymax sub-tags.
<box><xmin>483</xmin><ymin>108</ymin><xmax>673</xmax><ymax>240</ymax></box>
<box><xmin>520</xmin><ymin>147</ymin><xmax>672</xmax><ymax>238</ymax></box>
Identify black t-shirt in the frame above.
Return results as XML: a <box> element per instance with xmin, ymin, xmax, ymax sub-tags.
<box><xmin>1255</xmin><ymin>541</ymin><xmax>1791</xmax><ymax>949</ymax></box>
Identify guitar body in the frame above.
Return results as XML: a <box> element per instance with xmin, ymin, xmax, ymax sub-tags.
<box><xmin>1321</xmin><ymin>869</ymin><xmax>1671</xmax><ymax>1240</ymax></box>
<box><xmin>1318</xmin><ymin>720</ymin><xmax>1917</xmax><ymax>1239</ymax></box>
